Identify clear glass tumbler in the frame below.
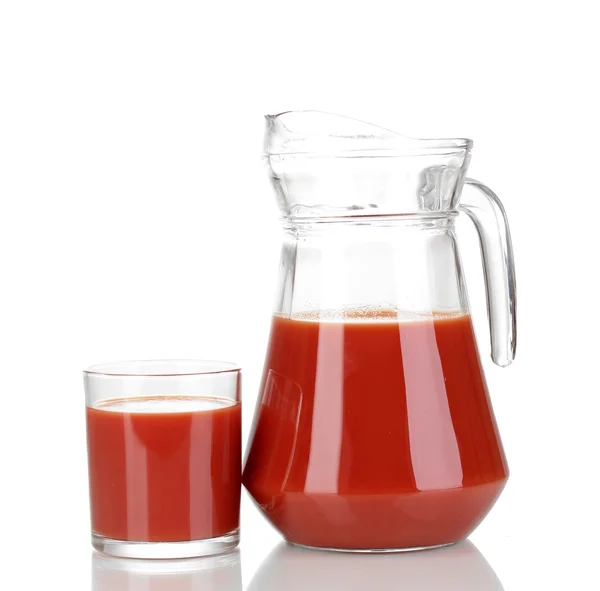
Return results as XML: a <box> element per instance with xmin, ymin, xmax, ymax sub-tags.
<box><xmin>84</xmin><ymin>360</ymin><xmax>241</xmax><ymax>559</ymax></box>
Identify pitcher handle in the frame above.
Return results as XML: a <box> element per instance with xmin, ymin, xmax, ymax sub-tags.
<box><xmin>460</xmin><ymin>179</ymin><xmax>517</xmax><ymax>367</ymax></box>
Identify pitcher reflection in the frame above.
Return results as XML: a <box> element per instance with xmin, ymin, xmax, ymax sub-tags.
<box><xmin>248</xmin><ymin>541</ymin><xmax>503</xmax><ymax>591</ymax></box>
<box><xmin>92</xmin><ymin>550</ymin><xmax>241</xmax><ymax>591</ymax></box>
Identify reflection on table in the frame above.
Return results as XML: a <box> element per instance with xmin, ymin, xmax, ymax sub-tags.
<box><xmin>248</xmin><ymin>540</ymin><xmax>503</xmax><ymax>591</ymax></box>
<box><xmin>92</xmin><ymin>550</ymin><xmax>242</xmax><ymax>591</ymax></box>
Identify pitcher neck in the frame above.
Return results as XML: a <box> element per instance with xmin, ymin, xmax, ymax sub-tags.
<box><xmin>282</xmin><ymin>213</ymin><xmax>459</xmax><ymax>238</ymax></box>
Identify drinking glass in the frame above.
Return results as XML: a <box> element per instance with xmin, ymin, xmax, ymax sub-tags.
<box><xmin>84</xmin><ymin>360</ymin><xmax>241</xmax><ymax>559</ymax></box>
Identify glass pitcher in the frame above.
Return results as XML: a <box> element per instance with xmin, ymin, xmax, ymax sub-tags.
<box><xmin>243</xmin><ymin>111</ymin><xmax>516</xmax><ymax>552</ymax></box>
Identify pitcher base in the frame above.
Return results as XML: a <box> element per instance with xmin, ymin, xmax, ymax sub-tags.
<box><xmin>288</xmin><ymin>540</ymin><xmax>457</xmax><ymax>554</ymax></box>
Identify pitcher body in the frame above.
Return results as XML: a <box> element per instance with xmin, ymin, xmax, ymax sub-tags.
<box><xmin>243</xmin><ymin>112</ymin><xmax>516</xmax><ymax>551</ymax></box>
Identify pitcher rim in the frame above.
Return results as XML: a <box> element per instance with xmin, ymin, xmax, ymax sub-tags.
<box><xmin>264</xmin><ymin>111</ymin><xmax>473</xmax><ymax>156</ymax></box>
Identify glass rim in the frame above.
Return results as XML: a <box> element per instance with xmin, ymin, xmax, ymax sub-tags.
<box><xmin>84</xmin><ymin>359</ymin><xmax>241</xmax><ymax>378</ymax></box>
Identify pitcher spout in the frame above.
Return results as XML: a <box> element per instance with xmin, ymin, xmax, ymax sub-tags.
<box><xmin>264</xmin><ymin>111</ymin><xmax>472</xmax><ymax>220</ymax></box>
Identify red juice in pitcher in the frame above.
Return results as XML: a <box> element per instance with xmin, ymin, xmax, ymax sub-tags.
<box><xmin>243</xmin><ymin>312</ymin><xmax>508</xmax><ymax>550</ymax></box>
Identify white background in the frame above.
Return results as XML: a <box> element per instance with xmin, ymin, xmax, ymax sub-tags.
<box><xmin>1</xmin><ymin>1</ymin><xmax>599</xmax><ymax>589</ymax></box>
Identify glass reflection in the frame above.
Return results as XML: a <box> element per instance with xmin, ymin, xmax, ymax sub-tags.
<box><xmin>92</xmin><ymin>550</ymin><xmax>242</xmax><ymax>591</ymax></box>
<box><xmin>248</xmin><ymin>540</ymin><xmax>503</xmax><ymax>591</ymax></box>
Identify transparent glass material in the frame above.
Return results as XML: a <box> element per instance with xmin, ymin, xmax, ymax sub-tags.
<box><xmin>243</xmin><ymin>112</ymin><xmax>517</xmax><ymax>552</ymax></box>
<box><xmin>85</xmin><ymin>360</ymin><xmax>241</xmax><ymax>559</ymax></box>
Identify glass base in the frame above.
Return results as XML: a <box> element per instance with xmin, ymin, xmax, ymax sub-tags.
<box><xmin>289</xmin><ymin>540</ymin><xmax>456</xmax><ymax>553</ymax></box>
<box><xmin>92</xmin><ymin>529</ymin><xmax>239</xmax><ymax>559</ymax></box>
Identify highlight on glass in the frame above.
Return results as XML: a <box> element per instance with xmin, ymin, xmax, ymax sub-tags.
<box><xmin>84</xmin><ymin>360</ymin><xmax>241</xmax><ymax>559</ymax></box>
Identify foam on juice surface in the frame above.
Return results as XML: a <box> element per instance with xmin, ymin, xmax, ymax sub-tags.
<box><xmin>93</xmin><ymin>396</ymin><xmax>236</xmax><ymax>413</ymax></box>
<box><xmin>279</xmin><ymin>307</ymin><xmax>468</xmax><ymax>324</ymax></box>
